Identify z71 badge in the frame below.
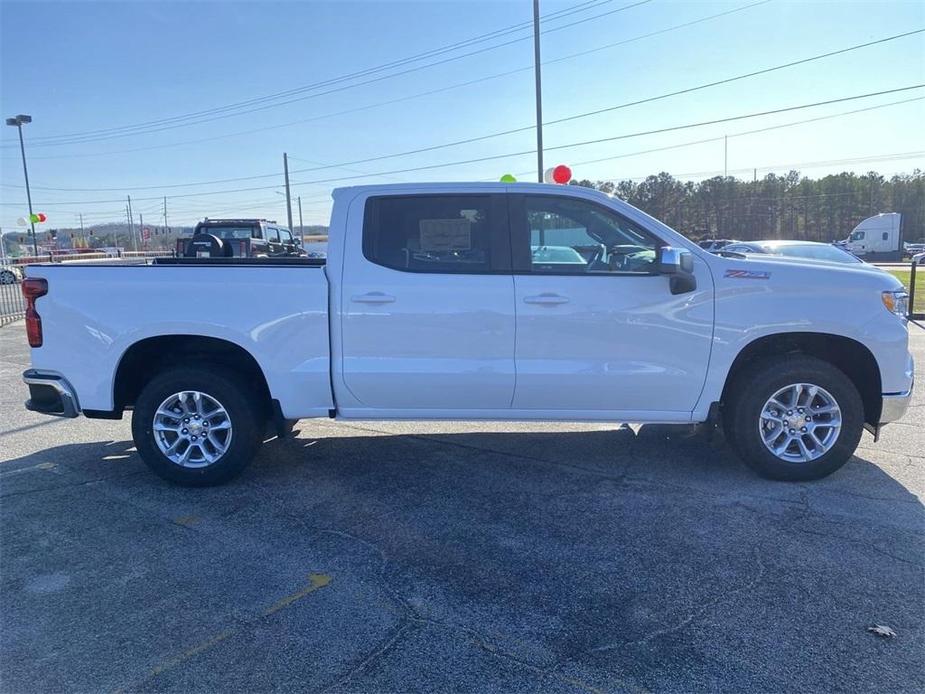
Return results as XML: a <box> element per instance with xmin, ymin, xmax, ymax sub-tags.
<box><xmin>725</xmin><ymin>269</ymin><xmax>771</xmax><ymax>280</ymax></box>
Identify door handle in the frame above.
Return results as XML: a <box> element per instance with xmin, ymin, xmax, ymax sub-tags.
<box><xmin>351</xmin><ymin>292</ymin><xmax>396</xmax><ymax>304</ymax></box>
<box><xmin>523</xmin><ymin>293</ymin><xmax>569</xmax><ymax>305</ymax></box>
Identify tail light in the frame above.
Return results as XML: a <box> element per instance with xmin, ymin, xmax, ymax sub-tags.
<box><xmin>22</xmin><ymin>278</ymin><xmax>48</xmax><ymax>347</ymax></box>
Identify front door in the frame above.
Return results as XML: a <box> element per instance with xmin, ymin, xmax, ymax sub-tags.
<box><xmin>510</xmin><ymin>193</ymin><xmax>713</xmax><ymax>415</ymax></box>
<box><xmin>338</xmin><ymin>192</ymin><xmax>515</xmax><ymax>412</ymax></box>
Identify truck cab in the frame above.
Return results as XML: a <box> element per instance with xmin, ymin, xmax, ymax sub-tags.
<box><xmin>844</xmin><ymin>212</ymin><xmax>903</xmax><ymax>261</ymax></box>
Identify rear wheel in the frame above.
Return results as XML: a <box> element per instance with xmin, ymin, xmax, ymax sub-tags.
<box><xmin>724</xmin><ymin>356</ymin><xmax>864</xmax><ymax>481</ymax></box>
<box><xmin>0</xmin><ymin>269</ymin><xmax>16</xmax><ymax>285</ymax></box>
<box><xmin>132</xmin><ymin>365</ymin><xmax>264</xmax><ymax>486</ymax></box>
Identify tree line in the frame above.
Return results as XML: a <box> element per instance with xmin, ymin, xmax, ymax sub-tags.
<box><xmin>572</xmin><ymin>169</ymin><xmax>925</xmax><ymax>243</ymax></box>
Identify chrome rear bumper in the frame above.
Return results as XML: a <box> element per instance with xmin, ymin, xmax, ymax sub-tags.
<box><xmin>23</xmin><ymin>369</ymin><xmax>80</xmax><ymax>418</ymax></box>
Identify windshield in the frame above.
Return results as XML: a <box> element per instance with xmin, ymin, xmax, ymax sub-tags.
<box><xmin>199</xmin><ymin>226</ymin><xmax>256</xmax><ymax>240</ymax></box>
<box><xmin>849</xmin><ymin>230</ymin><xmax>865</xmax><ymax>241</ymax></box>
<box><xmin>767</xmin><ymin>244</ymin><xmax>861</xmax><ymax>264</ymax></box>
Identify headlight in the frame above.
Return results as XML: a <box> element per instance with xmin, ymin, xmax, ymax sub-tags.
<box><xmin>882</xmin><ymin>289</ymin><xmax>909</xmax><ymax>318</ymax></box>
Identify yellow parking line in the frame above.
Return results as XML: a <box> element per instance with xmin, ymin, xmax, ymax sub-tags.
<box><xmin>115</xmin><ymin>572</ymin><xmax>332</xmax><ymax>692</ymax></box>
<box><xmin>263</xmin><ymin>572</ymin><xmax>331</xmax><ymax>616</ymax></box>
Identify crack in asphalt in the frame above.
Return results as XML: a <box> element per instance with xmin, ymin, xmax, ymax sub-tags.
<box><xmin>589</xmin><ymin>548</ymin><xmax>767</xmax><ymax>653</ymax></box>
<box><xmin>238</xmin><ymin>478</ymin><xmax>640</xmax><ymax>694</ymax></box>
<box><xmin>0</xmin><ymin>469</ymin><xmax>149</xmax><ymax>499</ymax></box>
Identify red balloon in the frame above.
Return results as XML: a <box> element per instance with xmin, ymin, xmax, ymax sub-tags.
<box><xmin>552</xmin><ymin>165</ymin><xmax>571</xmax><ymax>184</ymax></box>
<box><xmin>36</xmin><ymin>212</ymin><xmax>47</xmax><ymax>222</ymax></box>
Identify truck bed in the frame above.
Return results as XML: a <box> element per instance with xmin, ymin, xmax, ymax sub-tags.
<box><xmin>25</xmin><ymin>262</ymin><xmax>334</xmax><ymax>418</ymax></box>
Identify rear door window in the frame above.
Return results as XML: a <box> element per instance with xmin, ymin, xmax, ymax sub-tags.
<box><xmin>362</xmin><ymin>194</ymin><xmax>509</xmax><ymax>273</ymax></box>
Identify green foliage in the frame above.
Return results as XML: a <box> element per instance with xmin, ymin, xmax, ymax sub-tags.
<box><xmin>575</xmin><ymin>169</ymin><xmax>925</xmax><ymax>242</ymax></box>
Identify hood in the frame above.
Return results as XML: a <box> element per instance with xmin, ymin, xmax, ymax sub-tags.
<box><xmin>705</xmin><ymin>251</ymin><xmax>903</xmax><ymax>291</ymax></box>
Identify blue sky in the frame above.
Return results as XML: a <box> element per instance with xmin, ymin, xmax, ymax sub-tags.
<box><xmin>1</xmin><ymin>0</ymin><xmax>923</xmax><ymax>229</ymax></box>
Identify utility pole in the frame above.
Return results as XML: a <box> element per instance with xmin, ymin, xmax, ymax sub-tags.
<box><xmin>283</xmin><ymin>152</ymin><xmax>294</xmax><ymax>231</ymax></box>
<box><xmin>5</xmin><ymin>115</ymin><xmax>38</xmax><ymax>256</ymax></box>
<box><xmin>126</xmin><ymin>195</ymin><xmax>137</xmax><ymax>251</ymax></box>
<box><xmin>532</xmin><ymin>0</ymin><xmax>544</xmax><ymax>182</ymax></box>
<box><xmin>79</xmin><ymin>213</ymin><xmax>84</xmax><ymax>232</ymax></box>
<box><xmin>298</xmin><ymin>195</ymin><xmax>304</xmax><ymax>245</ymax></box>
<box><xmin>724</xmin><ymin>135</ymin><xmax>728</xmax><ymax>179</ymax></box>
<box><xmin>163</xmin><ymin>196</ymin><xmax>168</xmax><ymax>231</ymax></box>
<box><xmin>140</xmin><ymin>212</ymin><xmax>145</xmax><ymax>251</ymax></box>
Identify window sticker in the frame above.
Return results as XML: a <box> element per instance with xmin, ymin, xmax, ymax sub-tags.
<box><xmin>419</xmin><ymin>218</ymin><xmax>472</xmax><ymax>251</ymax></box>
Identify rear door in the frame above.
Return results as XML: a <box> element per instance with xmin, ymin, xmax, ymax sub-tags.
<box><xmin>509</xmin><ymin>193</ymin><xmax>713</xmax><ymax>415</ymax></box>
<box><xmin>337</xmin><ymin>192</ymin><xmax>515</xmax><ymax>412</ymax></box>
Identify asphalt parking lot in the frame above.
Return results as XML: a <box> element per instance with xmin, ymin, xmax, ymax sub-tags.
<box><xmin>1</xmin><ymin>321</ymin><xmax>923</xmax><ymax>693</ymax></box>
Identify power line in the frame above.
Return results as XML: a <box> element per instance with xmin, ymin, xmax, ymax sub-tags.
<box><xmin>1</xmin><ymin>1</ymin><xmax>770</xmax><ymax>163</ymax></box>
<box><xmin>15</xmin><ymin>29</ymin><xmax>921</xmax><ymax>194</ymax></box>
<box><xmin>541</xmin><ymin>96</ymin><xmax>925</xmax><ymax>171</ymax></box>
<box><xmin>5</xmin><ymin>1</ymin><xmax>652</xmax><ymax>149</ymax></box>
<box><xmin>3</xmin><ymin>85</ymin><xmax>920</xmax><ymax>208</ymax></box>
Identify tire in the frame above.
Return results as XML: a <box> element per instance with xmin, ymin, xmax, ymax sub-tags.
<box><xmin>132</xmin><ymin>365</ymin><xmax>264</xmax><ymax>486</ymax></box>
<box><xmin>723</xmin><ymin>355</ymin><xmax>864</xmax><ymax>481</ymax></box>
<box><xmin>0</xmin><ymin>270</ymin><xmax>15</xmax><ymax>285</ymax></box>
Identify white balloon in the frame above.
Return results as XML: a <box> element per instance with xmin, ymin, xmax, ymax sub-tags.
<box><xmin>543</xmin><ymin>167</ymin><xmax>556</xmax><ymax>184</ymax></box>
<box><xmin>16</xmin><ymin>216</ymin><xmax>27</xmax><ymax>227</ymax></box>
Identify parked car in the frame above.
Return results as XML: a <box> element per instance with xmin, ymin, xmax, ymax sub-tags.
<box><xmin>177</xmin><ymin>218</ymin><xmax>303</xmax><ymax>258</ymax></box>
<box><xmin>697</xmin><ymin>238</ymin><xmax>737</xmax><ymax>253</ymax></box>
<box><xmin>0</xmin><ymin>264</ymin><xmax>23</xmax><ymax>284</ymax></box>
<box><xmin>721</xmin><ymin>240</ymin><xmax>864</xmax><ymax>265</ymax></box>
<box><xmin>21</xmin><ymin>182</ymin><xmax>913</xmax><ymax>486</ymax></box>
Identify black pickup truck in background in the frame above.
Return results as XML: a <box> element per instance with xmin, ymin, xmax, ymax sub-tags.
<box><xmin>177</xmin><ymin>218</ymin><xmax>304</xmax><ymax>258</ymax></box>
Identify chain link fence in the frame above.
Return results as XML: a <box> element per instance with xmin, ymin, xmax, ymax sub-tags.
<box><xmin>0</xmin><ymin>250</ymin><xmax>175</xmax><ymax>327</ymax></box>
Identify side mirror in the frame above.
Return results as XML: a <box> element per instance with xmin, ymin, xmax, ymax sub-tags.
<box><xmin>659</xmin><ymin>246</ymin><xmax>694</xmax><ymax>274</ymax></box>
<box><xmin>658</xmin><ymin>246</ymin><xmax>696</xmax><ymax>295</ymax></box>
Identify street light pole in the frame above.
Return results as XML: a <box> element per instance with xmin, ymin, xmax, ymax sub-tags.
<box><xmin>6</xmin><ymin>115</ymin><xmax>38</xmax><ymax>256</ymax></box>
<box><xmin>298</xmin><ymin>195</ymin><xmax>303</xmax><ymax>245</ymax></box>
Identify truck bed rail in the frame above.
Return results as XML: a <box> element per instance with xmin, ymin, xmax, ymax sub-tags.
<box><xmin>153</xmin><ymin>257</ymin><xmax>326</xmax><ymax>267</ymax></box>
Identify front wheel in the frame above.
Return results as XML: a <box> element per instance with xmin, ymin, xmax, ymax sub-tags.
<box><xmin>132</xmin><ymin>365</ymin><xmax>264</xmax><ymax>486</ymax></box>
<box><xmin>724</xmin><ymin>356</ymin><xmax>864</xmax><ymax>481</ymax></box>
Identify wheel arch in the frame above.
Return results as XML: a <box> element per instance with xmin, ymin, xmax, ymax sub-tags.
<box><xmin>720</xmin><ymin>332</ymin><xmax>882</xmax><ymax>426</ymax></box>
<box><xmin>109</xmin><ymin>334</ymin><xmax>272</xmax><ymax>417</ymax></box>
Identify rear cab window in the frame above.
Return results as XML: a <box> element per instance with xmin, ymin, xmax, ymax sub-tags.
<box><xmin>362</xmin><ymin>194</ymin><xmax>510</xmax><ymax>273</ymax></box>
<box><xmin>197</xmin><ymin>225</ymin><xmax>257</xmax><ymax>240</ymax></box>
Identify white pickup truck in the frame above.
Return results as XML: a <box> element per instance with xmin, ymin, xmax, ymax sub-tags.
<box><xmin>21</xmin><ymin>183</ymin><xmax>914</xmax><ymax>486</ymax></box>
